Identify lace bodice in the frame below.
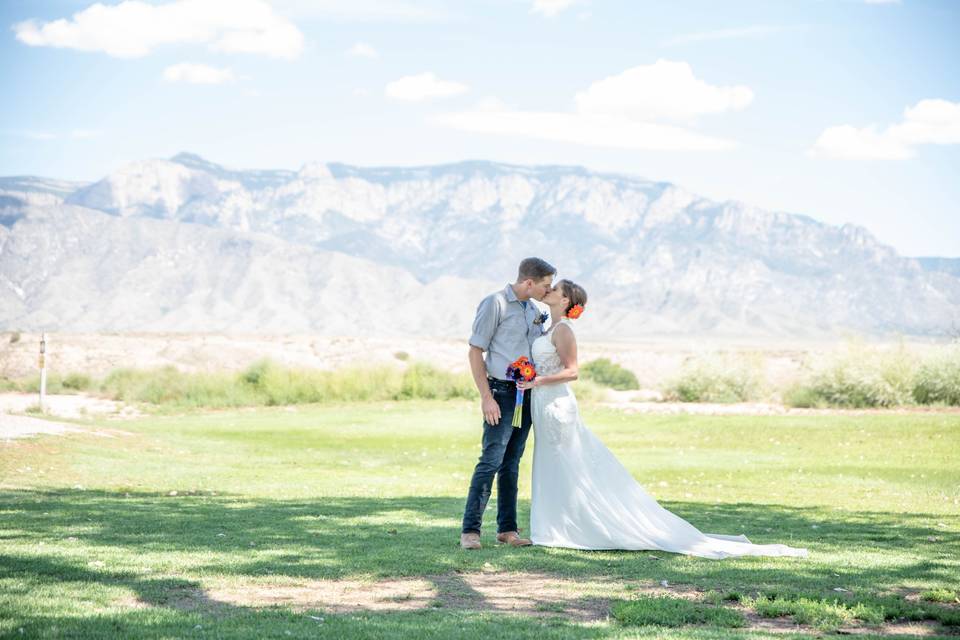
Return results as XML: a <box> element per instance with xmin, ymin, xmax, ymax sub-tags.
<box><xmin>532</xmin><ymin>318</ymin><xmax>573</xmax><ymax>377</ymax></box>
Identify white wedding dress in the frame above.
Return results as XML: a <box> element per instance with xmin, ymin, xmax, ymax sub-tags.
<box><xmin>529</xmin><ymin>319</ymin><xmax>808</xmax><ymax>559</ymax></box>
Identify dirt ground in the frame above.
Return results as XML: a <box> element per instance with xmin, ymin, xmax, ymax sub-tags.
<box><xmin>117</xmin><ymin>571</ymin><xmax>950</xmax><ymax>636</ymax></box>
<box><xmin>1</xmin><ymin>331</ymin><xmax>949</xmax><ymax>390</ymax></box>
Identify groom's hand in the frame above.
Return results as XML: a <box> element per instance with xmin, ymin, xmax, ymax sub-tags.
<box><xmin>482</xmin><ymin>394</ymin><xmax>501</xmax><ymax>425</ymax></box>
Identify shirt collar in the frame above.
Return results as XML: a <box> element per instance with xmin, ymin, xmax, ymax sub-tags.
<box><xmin>504</xmin><ymin>283</ymin><xmax>520</xmax><ymax>303</ymax></box>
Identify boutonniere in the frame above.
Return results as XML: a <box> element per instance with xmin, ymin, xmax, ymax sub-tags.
<box><xmin>533</xmin><ymin>311</ymin><xmax>549</xmax><ymax>326</ymax></box>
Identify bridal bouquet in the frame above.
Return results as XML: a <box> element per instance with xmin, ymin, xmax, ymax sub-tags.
<box><xmin>506</xmin><ymin>356</ymin><xmax>537</xmax><ymax>428</ymax></box>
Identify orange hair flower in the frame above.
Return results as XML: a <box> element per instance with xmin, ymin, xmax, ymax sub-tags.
<box><xmin>566</xmin><ymin>304</ymin><xmax>584</xmax><ymax>319</ymax></box>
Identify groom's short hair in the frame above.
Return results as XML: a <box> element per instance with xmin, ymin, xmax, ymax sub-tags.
<box><xmin>517</xmin><ymin>257</ymin><xmax>557</xmax><ymax>282</ymax></box>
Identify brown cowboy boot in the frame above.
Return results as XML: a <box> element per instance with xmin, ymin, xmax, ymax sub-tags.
<box><xmin>460</xmin><ymin>532</ymin><xmax>482</xmax><ymax>550</ymax></box>
<box><xmin>496</xmin><ymin>530</ymin><xmax>532</xmax><ymax>546</ymax></box>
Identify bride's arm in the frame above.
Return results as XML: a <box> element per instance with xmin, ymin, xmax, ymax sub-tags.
<box><xmin>525</xmin><ymin>324</ymin><xmax>579</xmax><ymax>388</ymax></box>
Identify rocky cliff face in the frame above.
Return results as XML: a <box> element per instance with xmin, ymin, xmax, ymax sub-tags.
<box><xmin>2</xmin><ymin>153</ymin><xmax>957</xmax><ymax>338</ymax></box>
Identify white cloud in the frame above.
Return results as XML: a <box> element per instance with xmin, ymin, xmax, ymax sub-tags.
<box><xmin>575</xmin><ymin>60</ymin><xmax>753</xmax><ymax>122</ymax></box>
<box><xmin>163</xmin><ymin>62</ymin><xmax>235</xmax><ymax>84</ymax></box>
<box><xmin>891</xmin><ymin>99</ymin><xmax>960</xmax><ymax>145</ymax></box>
<box><xmin>434</xmin><ymin>60</ymin><xmax>750</xmax><ymax>152</ymax></box>
<box><xmin>13</xmin><ymin>0</ymin><xmax>304</xmax><ymax>59</ymax></box>
<box><xmin>664</xmin><ymin>25</ymin><xmax>789</xmax><ymax>46</ymax></box>
<box><xmin>811</xmin><ymin>99</ymin><xmax>960</xmax><ymax>160</ymax></box>
<box><xmin>385</xmin><ymin>72</ymin><xmax>468</xmax><ymax>101</ymax></box>
<box><xmin>347</xmin><ymin>41</ymin><xmax>378</xmax><ymax>58</ymax></box>
<box><xmin>531</xmin><ymin>0</ymin><xmax>579</xmax><ymax>17</ymax></box>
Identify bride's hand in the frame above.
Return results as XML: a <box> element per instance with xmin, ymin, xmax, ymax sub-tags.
<box><xmin>517</xmin><ymin>378</ymin><xmax>538</xmax><ymax>391</ymax></box>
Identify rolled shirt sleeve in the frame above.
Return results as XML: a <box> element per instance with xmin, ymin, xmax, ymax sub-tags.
<box><xmin>469</xmin><ymin>294</ymin><xmax>498</xmax><ymax>351</ymax></box>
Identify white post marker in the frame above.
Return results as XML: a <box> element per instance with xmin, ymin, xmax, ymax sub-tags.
<box><xmin>39</xmin><ymin>332</ymin><xmax>47</xmax><ymax>412</ymax></box>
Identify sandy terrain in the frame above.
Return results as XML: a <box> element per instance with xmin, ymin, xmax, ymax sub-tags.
<box><xmin>2</xmin><ymin>331</ymin><xmax>948</xmax><ymax>389</ymax></box>
<box><xmin>0</xmin><ymin>390</ymin><xmax>140</xmax><ymax>440</ymax></box>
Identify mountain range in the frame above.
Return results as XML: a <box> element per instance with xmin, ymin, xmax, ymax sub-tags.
<box><xmin>1</xmin><ymin>152</ymin><xmax>958</xmax><ymax>339</ymax></box>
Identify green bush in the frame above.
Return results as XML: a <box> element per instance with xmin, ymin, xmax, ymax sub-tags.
<box><xmin>62</xmin><ymin>373</ymin><xmax>94</xmax><ymax>391</ymax></box>
<box><xmin>791</xmin><ymin>346</ymin><xmax>915</xmax><ymax>408</ymax></box>
<box><xmin>912</xmin><ymin>346</ymin><xmax>960</xmax><ymax>405</ymax></box>
<box><xmin>782</xmin><ymin>384</ymin><xmax>824</xmax><ymax>408</ymax></box>
<box><xmin>397</xmin><ymin>363</ymin><xmax>476</xmax><ymax>401</ymax></box>
<box><xmin>785</xmin><ymin>343</ymin><xmax>960</xmax><ymax>408</ymax></box>
<box><xmin>581</xmin><ymin>358</ymin><xmax>639</xmax><ymax>390</ymax></box>
<box><xmin>0</xmin><ymin>376</ymin><xmax>23</xmax><ymax>392</ymax></box>
<box><xmin>22</xmin><ymin>374</ymin><xmax>66</xmax><ymax>394</ymax></box>
<box><xmin>569</xmin><ymin>378</ymin><xmax>607</xmax><ymax>403</ymax></box>
<box><xmin>93</xmin><ymin>360</ymin><xmax>483</xmax><ymax>409</ymax></box>
<box><xmin>102</xmin><ymin>366</ymin><xmax>254</xmax><ymax>409</ymax></box>
<box><xmin>253</xmin><ymin>363</ymin><xmax>403</xmax><ymax>405</ymax></box>
<box><xmin>0</xmin><ymin>358</ymin><xmax>606</xmax><ymax>407</ymax></box>
<box><xmin>663</xmin><ymin>353</ymin><xmax>763</xmax><ymax>403</ymax></box>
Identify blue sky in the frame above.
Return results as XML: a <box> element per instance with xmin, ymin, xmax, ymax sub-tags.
<box><xmin>3</xmin><ymin>0</ymin><xmax>959</xmax><ymax>257</ymax></box>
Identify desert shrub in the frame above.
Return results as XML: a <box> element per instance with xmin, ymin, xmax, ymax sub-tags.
<box><xmin>798</xmin><ymin>346</ymin><xmax>916</xmax><ymax>408</ymax></box>
<box><xmin>912</xmin><ymin>346</ymin><xmax>960</xmax><ymax>405</ymax></box>
<box><xmin>0</xmin><ymin>377</ymin><xmax>23</xmax><ymax>392</ymax></box>
<box><xmin>21</xmin><ymin>374</ymin><xmax>65</xmax><ymax>394</ymax></box>
<box><xmin>581</xmin><ymin>358</ymin><xmax>639</xmax><ymax>390</ymax></box>
<box><xmin>62</xmin><ymin>373</ymin><xmax>94</xmax><ymax>391</ymax></box>
<box><xmin>569</xmin><ymin>378</ymin><xmax>607</xmax><ymax>404</ymax></box>
<box><xmin>783</xmin><ymin>343</ymin><xmax>955</xmax><ymax>408</ymax></box>
<box><xmin>23</xmin><ymin>358</ymin><xmax>616</xmax><ymax>410</ymax></box>
<box><xmin>241</xmin><ymin>360</ymin><xmax>479</xmax><ymax>404</ymax></box>
<box><xmin>663</xmin><ymin>353</ymin><xmax>763</xmax><ymax>403</ymax></box>
<box><xmin>9</xmin><ymin>331</ymin><xmax>20</xmax><ymax>344</ymax></box>
<box><xmin>782</xmin><ymin>384</ymin><xmax>824</xmax><ymax>408</ymax></box>
<box><xmin>241</xmin><ymin>360</ymin><xmax>403</xmax><ymax>405</ymax></box>
<box><xmin>102</xmin><ymin>366</ymin><xmax>254</xmax><ymax>409</ymax></box>
<box><xmin>394</xmin><ymin>351</ymin><xmax>410</xmax><ymax>361</ymax></box>
<box><xmin>396</xmin><ymin>362</ymin><xmax>476</xmax><ymax>400</ymax></box>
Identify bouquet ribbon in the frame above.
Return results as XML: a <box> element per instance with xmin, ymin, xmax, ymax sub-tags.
<box><xmin>506</xmin><ymin>356</ymin><xmax>537</xmax><ymax>428</ymax></box>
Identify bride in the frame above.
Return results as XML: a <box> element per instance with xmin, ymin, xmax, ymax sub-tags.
<box><xmin>518</xmin><ymin>280</ymin><xmax>808</xmax><ymax>559</ymax></box>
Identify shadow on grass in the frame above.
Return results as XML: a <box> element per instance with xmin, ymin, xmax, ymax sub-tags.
<box><xmin>4</xmin><ymin>489</ymin><xmax>959</xmax><ymax>638</ymax></box>
<box><xmin>3</xmin><ymin>488</ymin><xmax>958</xmax><ymax>587</ymax></box>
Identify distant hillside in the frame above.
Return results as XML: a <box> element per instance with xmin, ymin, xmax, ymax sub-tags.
<box><xmin>2</xmin><ymin>153</ymin><xmax>958</xmax><ymax>338</ymax></box>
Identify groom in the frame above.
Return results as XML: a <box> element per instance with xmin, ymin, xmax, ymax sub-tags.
<box><xmin>460</xmin><ymin>257</ymin><xmax>556</xmax><ymax>550</ymax></box>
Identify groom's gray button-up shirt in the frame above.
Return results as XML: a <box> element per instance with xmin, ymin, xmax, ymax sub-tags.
<box><xmin>469</xmin><ymin>284</ymin><xmax>545</xmax><ymax>381</ymax></box>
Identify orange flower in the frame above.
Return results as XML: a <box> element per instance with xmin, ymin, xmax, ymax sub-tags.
<box><xmin>566</xmin><ymin>304</ymin><xmax>584</xmax><ymax>319</ymax></box>
<box><xmin>520</xmin><ymin>365</ymin><xmax>535</xmax><ymax>379</ymax></box>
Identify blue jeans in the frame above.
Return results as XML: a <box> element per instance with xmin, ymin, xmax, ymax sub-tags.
<box><xmin>461</xmin><ymin>377</ymin><xmax>533</xmax><ymax>535</ymax></box>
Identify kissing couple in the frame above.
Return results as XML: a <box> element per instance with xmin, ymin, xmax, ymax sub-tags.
<box><xmin>460</xmin><ymin>257</ymin><xmax>808</xmax><ymax>559</ymax></box>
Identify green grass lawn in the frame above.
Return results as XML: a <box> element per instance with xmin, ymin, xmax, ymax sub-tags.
<box><xmin>1</xmin><ymin>401</ymin><xmax>959</xmax><ymax>639</ymax></box>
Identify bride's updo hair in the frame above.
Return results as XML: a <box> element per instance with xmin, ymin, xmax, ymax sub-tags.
<box><xmin>558</xmin><ymin>279</ymin><xmax>587</xmax><ymax>317</ymax></box>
